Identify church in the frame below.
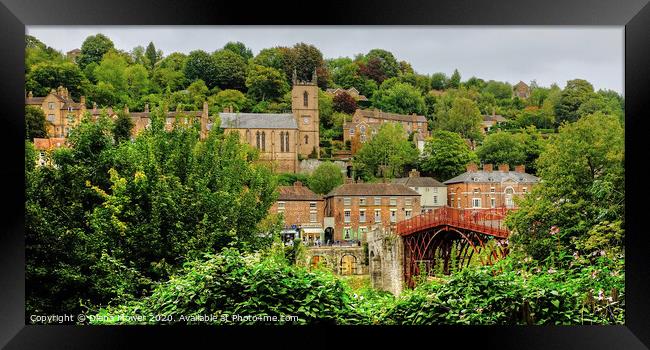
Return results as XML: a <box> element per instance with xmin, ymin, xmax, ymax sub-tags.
<box><xmin>219</xmin><ymin>70</ymin><xmax>320</xmax><ymax>173</ymax></box>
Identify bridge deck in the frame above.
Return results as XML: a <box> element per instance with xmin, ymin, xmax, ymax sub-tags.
<box><xmin>396</xmin><ymin>207</ymin><xmax>511</xmax><ymax>238</ymax></box>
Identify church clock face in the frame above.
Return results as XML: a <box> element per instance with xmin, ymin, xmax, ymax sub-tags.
<box><xmin>303</xmin><ymin>117</ymin><xmax>310</xmax><ymax>125</ymax></box>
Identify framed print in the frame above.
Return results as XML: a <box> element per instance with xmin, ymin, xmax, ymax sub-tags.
<box><xmin>0</xmin><ymin>0</ymin><xmax>649</xmax><ymax>348</ymax></box>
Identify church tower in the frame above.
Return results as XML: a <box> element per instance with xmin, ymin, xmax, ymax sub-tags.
<box><xmin>291</xmin><ymin>68</ymin><xmax>319</xmax><ymax>158</ymax></box>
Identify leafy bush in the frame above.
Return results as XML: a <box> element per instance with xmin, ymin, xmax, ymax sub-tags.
<box><xmin>91</xmin><ymin>248</ymin><xmax>366</xmax><ymax>325</ymax></box>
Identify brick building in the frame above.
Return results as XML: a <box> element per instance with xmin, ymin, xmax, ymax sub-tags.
<box><xmin>344</xmin><ymin>108</ymin><xmax>429</xmax><ymax>154</ymax></box>
<box><xmin>444</xmin><ymin>163</ymin><xmax>540</xmax><ymax>209</ymax></box>
<box><xmin>324</xmin><ymin>182</ymin><xmax>421</xmax><ymax>243</ymax></box>
<box><xmin>269</xmin><ymin>181</ymin><xmax>325</xmax><ymax>243</ymax></box>
<box><xmin>392</xmin><ymin>169</ymin><xmax>447</xmax><ymax>212</ymax></box>
<box><xmin>513</xmin><ymin>81</ymin><xmax>531</xmax><ymax>99</ymax></box>
<box><xmin>26</xmin><ymin>87</ymin><xmax>87</xmax><ymax>138</ymax></box>
<box><xmin>32</xmin><ymin>137</ymin><xmax>67</xmax><ymax>167</ymax></box>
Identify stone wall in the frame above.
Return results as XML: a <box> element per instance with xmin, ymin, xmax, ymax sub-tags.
<box><xmin>367</xmin><ymin>227</ymin><xmax>404</xmax><ymax>296</ymax></box>
<box><xmin>304</xmin><ymin>246</ymin><xmax>368</xmax><ymax>275</ymax></box>
<box><xmin>298</xmin><ymin>159</ymin><xmax>347</xmax><ymax>175</ymax></box>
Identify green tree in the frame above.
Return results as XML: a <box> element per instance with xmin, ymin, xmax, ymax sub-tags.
<box><xmin>25</xmin><ymin>105</ymin><xmax>47</xmax><ymax>140</ymax></box>
<box><xmin>475</xmin><ymin>131</ymin><xmax>526</xmax><ymax>168</ymax></box>
<box><xmin>252</xmin><ymin>47</ymin><xmax>287</xmax><ymax>72</ymax></box>
<box><xmin>152</xmin><ymin>52</ymin><xmax>188</xmax><ymax>91</ymax></box>
<box><xmin>145</xmin><ymin>42</ymin><xmax>160</xmax><ymax>69</ymax></box>
<box><xmin>113</xmin><ymin>110</ymin><xmax>134</xmax><ymax>143</ymax></box>
<box><xmin>212</xmin><ymin>49</ymin><xmax>248</xmax><ymax>90</ymax></box>
<box><xmin>482</xmin><ymin>80</ymin><xmax>513</xmax><ymax>100</ymax></box>
<box><xmin>449</xmin><ymin>69</ymin><xmax>461</xmax><ymax>89</ymax></box>
<box><xmin>507</xmin><ymin>112</ymin><xmax>624</xmax><ymax>261</ymax></box>
<box><xmin>223</xmin><ymin>41</ymin><xmax>253</xmax><ymax>61</ymax></box>
<box><xmin>360</xmin><ymin>49</ymin><xmax>400</xmax><ymax>84</ymax></box>
<box><xmin>554</xmin><ymin>79</ymin><xmax>595</xmax><ymax>126</ymax></box>
<box><xmin>353</xmin><ymin>123</ymin><xmax>418</xmax><ymax>179</ymax></box>
<box><xmin>78</xmin><ymin>34</ymin><xmax>115</xmax><ymax>69</ymax></box>
<box><xmin>184</xmin><ymin>50</ymin><xmax>218</xmax><ymax>89</ymax></box>
<box><xmin>309</xmin><ymin>162</ymin><xmax>344</xmax><ymax>195</ymax></box>
<box><xmin>245</xmin><ymin>64</ymin><xmax>289</xmax><ymax>102</ymax></box>
<box><xmin>431</xmin><ymin>72</ymin><xmax>448</xmax><ymax>90</ymax></box>
<box><xmin>436</xmin><ymin>97</ymin><xmax>483</xmax><ymax>142</ymax></box>
<box><xmin>371</xmin><ymin>81</ymin><xmax>426</xmax><ymax>115</ymax></box>
<box><xmin>420</xmin><ymin>130</ymin><xmax>478</xmax><ymax>181</ymax></box>
<box><xmin>26</xmin><ymin>62</ymin><xmax>87</xmax><ymax>100</ymax></box>
<box><xmin>208</xmin><ymin>89</ymin><xmax>248</xmax><ymax>113</ymax></box>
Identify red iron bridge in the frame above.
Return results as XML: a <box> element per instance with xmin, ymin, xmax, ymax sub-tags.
<box><xmin>395</xmin><ymin>207</ymin><xmax>513</xmax><ymax>287</ymax></box>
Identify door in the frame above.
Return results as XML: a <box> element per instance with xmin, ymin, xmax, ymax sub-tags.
<box><xmin>340</xmin><ymin>255</ymin><xmax>357</xmax><ymax>275</ymax></box>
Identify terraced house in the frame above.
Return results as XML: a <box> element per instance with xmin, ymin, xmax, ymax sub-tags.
<box><xmin>324</xmin><ymin>182</ymin><xmax>421</xmax><ymax>243</ymax></box>
<box><xmin>444</xmin><ymin>163</ymin><xmax>540</xmax><ymax>209</ymax></box>
<box><xmin>344</xmin><ymin>108</ymin><xmax>429</xmax><ymax>154</ymax></box>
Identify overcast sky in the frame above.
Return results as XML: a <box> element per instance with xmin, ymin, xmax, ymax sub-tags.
<box><xmin>26</xmin><ymin>26</ymin><xmax>624</xmax><ymax>94</ymax></box>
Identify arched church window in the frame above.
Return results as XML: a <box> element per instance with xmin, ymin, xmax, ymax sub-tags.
<box><xmin>285</xmin><ymin>132</ymin><xmax>290</xmax><ymax>152</ymax></box>
<box><xmin>303</xmin><ymin>91</ymin><xmax>309</xmax><ymax>107</ymax></box>
<box><xmin>305</xmin><ymin>135</ymin><xmax>309</xmax><ymax>145</ymax></box>
<box><xmin>280</xmin><ymin>132</ymin><xmax>285</xmax><ymax>152</ymax></box>
<box><xmin>261</xmin><ymin>131</ymin><xmax>266</xmax><ymax>151</ymax></box>
<box><xmin>256</xmin><ymin>131</ymin><xmax>260</xmax><ymax>149</ymax></box>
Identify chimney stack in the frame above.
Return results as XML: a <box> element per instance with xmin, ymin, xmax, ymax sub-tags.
<box><xmin>409</xmin><ymin>169</ymin><xmax>420</xmax><ymax>178</ymax></box>
<box><xmin>93</xmin><ymin>102</ymin><xmax>97</xmax><ymax>112</ymax></box>
<box><xmin>514</xmin><ymin>165</ymin><xmax>526</xmax><ymax>173</ymax></box>
<box><xmin>483</xmin><ymin>163</ymin><xmax>493</xmax><ymax>172</ymax></box>
<box><xmin>498</xmin><ymin>164</ymin><xmax>510</xmax><ymax>172</ymax></box>
<box><xmin>28</xmin><ymin>91</ymin><xmax>33</xmax><ymax>98</ymax></box>
<box><xmin>345</xmin><ymin>177</ymin><xmax>354</xmax><ymax>184</ymax></box>
<box><xmin>80</xmin><ymin>96</ymin><xmax>86</xmax><ymax>105</ymax></box>
<box><xmin>124</xmin><ymin>105</ymin><xmax>129</xmax><ymax>114</ymax></box>
<box><xmin>466</xmin><ymin>162</ymin><xmax>478</xmax><ymax>172</ymax></box>
<box><xmin>294</xmin><ymin>181</ymin><xmax>303</xmax><ymax>187</ymax></box>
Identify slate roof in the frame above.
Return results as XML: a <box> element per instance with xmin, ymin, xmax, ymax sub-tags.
<box><xmin>392</xmin><ymin>176</ymin><xmax>446</xmax><ymax>188</ymax></box>
<box><xmin>277</xmin><ymin>184</ymin><xmax>323</xmax><ymax>201</ymax></box>
<box><xmin>326</xmin><ymin>183</ymin><xmax>420</xmax><ymax>197</ymax></box>
<box><xmin>443</xmin><ymin>170</ymin><xmax>540</xmax><ymax>185</ymax></box>
<box><xmin>355</xmin><ymin>109</ymin><xmax>427</xmax><ymax>123</ymax></box>
<box><xmin>219</xmin><ymin>113</ymin><xmax>297</xmax><ymax>129</ymax></box>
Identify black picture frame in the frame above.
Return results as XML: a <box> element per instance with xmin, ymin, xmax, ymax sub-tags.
<box><xmin>1</xmin><ymin>0</ymin><xmax>648</xmax><ymax>348</ymax></box>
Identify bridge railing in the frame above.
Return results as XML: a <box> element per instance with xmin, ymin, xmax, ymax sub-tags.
<box><xmin>396</xmin><ymin>207</ymin><xmax>512</xmax><ymax>238</ymax></box>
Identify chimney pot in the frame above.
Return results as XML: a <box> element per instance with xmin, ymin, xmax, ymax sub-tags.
<box><xmin>409</xmin><ymin>169</ymin><xmax>420</xmax><ymax>178</ymax></box>
<box><xmin>483</xmin><ymin>164</ymin><xmax>493</xmax><ymax>172</ymax></box>
<box><xmin>498</xmin><ymin>164</ymin><xmax>510</xmax><ymax>172</ymax></box>
<box><xmin>466</xmin><ymin>162</ymin><xmax>478</xmax><ymax>172</ymax></box>
<box><xmin>294</xmin><ymin>181</ymin><xmax>302</xmax><ymax>187</ymax></box>
<box><xmin>515</xmin><ymin>165</ymin><xmax>526</xmax><ymax>173</ymax></box>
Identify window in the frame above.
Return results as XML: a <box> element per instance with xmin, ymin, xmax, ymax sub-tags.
<box><xmin>278</xmin><ymin>202</ymin><xmax>285</xmax><ymax>213</ymax></box>
<box><xmin>310</xmin><ymin>212</ymin><xmax>317</xmax><ymax>223</ymax></box>
<box><xmin>490</xmin><ymin>187</ymin><xmax>496</xmax><ymax>194</ymax></box>
<box><xmin>280</xmin><ymin>132</ymin><xmax>285</xmax><ymax>152</ymax></box>
<box><xmin>433</xmin><ymin>187</ymin><xmax>438</xmax><ymax>193</ymax></box>
<box><xmin>359</xmin><ymin>197</ymin><xmax>366</xmax><ymax>206</ymax></box>
<box><xmin>47</xmin><ymin>114</ymin><xmax>55</xmax><ymax>123</ymax></box>
<box><xmin>344</xmin><ymin>210</ymin><xmax>351</xmax><ymax>223</ymax></box>
<box><xmin>310</xmin><ymin>202</ymin><xmax>317</xmax><ymax>209</ymax></box>
<box><xmin>303</xmin><ymin>91</ymin><xmax>309</xmax><ymax>107</ymax></box>
<box><xmin>256</xmin><ymin>131</ymin><xmax>261</xmax><ymax>149</ymax></box>
<box><xmin>390</xmin><ymin>197</ymin><xmax>397</xmax><ymax>206</ymax></box>
<box><xmin>261</xmin><ymin>132</ymin><xmax>266</xmax><ymax>151</ymax></box>
<box><xmin>457</xmin><ymin>198</ymin><xmax>461</xmax><ymax>208</ymax></box>
<box><xmin>490</xmin><ymin>198</ymin><xmax>496</xmax><ymax>208</ymax></box>
<box><xmin>344</xmin><ymin>228</ymin><xmax>351</xmax><ymax>240</ymax></box>
<box><xmin>390</xmin><ymin>209</ymin><xmax>397</xmax><ymax>223</ymax></box>
<box><xmin>433</xmin><ymin>196</ymin><xmax>438</xmax><ymax>204</ymax></box>
<box><xmin>48</xmin><ymin>102</ymin><xmax>54</xmax><ymax>110</ymax></box>
<box><xmin>374</xmin><ymin>197</ymin><xmax>381</xmax><ymax>205</ymax></box>
<box><xmin>523</xmin><ymin>187</ymin><xmax>528</xmax><ymax>194</ymax></box>
<box><xmin>344</xmin><ymin>197</ymin><xmax>351</xmax><ymax>206</ymax></box>
<box><xmin>473</xmin><ymin>188</ymin><xmax>480</xmax><ymax>194</ymax></box>
<box><xmin>374</xmin><ymin>209</ymin><xmax>381</xmax><ymax>222</ymax></box>
<box><xmin>349</xmin><ymin>128</ymin><xmax>355</xmax><ymax>135</ymax></box>
<box><xmin>359</xmin><ymin>210</ymin><xmax>366</xmax><ymax>223</ymax></box>
<box><xmin>405</xmin><ymin>198</ymin><xmax>412</xmax><ymax>206</ymax></box>
<box><xmin>304</xmin><ymin>135</ymin><xmax>309</xmax><ymax>145</ymax></box>
<box><xmin>472</xmin><ymin>198</ymin><xmax>482</xmax><ymax>208</ymax></box>
<box><xmin>506</xmin><ymin>197</ymin><xmax>514</xmax><ymax>208</ymax></box>
<box><xmin>360</xmin><ymin>125</ymin><xmax>366</xmax><ymax>134</ymax></box>
<box><xmin>405</xmin><ymin>210</ymin><xmax>412</xmax><ymax>219</ymax></box>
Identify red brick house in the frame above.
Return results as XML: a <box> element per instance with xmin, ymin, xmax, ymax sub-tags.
<box><xmin>269</xmin><ymin>181</ymin><xmax>325</xmax><ymax>243</ymax></box>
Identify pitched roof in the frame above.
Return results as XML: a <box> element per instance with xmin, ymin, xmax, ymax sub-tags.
<box><xmin>483</xmin><ymin>114</ymin><xmax>507</xmax><ymax>122</ymax></box>
<box><xmin>219</xmin><ymin>113</ymin><xmax>297</xmax><ymax>129</ymax></box>
<box><xmin>25</xmin><ymin>97</ymin><xmax>45</xmax><ymax>105</ymax></box>
<box><xmin>355</xmin><ymin>109</ymin><xmax>427</xmax><ymax>123</ymax></box>
<box><xmin>277</xmin><ymin>183</ymin><xmax>323</xmax><ymax>201</ymax></box>
<box><xmin>392</xmin><ymin>176</ymin><xmax>446</xmax><ymax>188</ymax></box>
<box><xmin>326</xmin><ymin>183</ymin><xmax>420</xmax><ymax>197</ymax></box>
<box><xmin>443</xmin><ymin>170</ymin><xmax>540</xmax><ymax>185</ymax></box>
